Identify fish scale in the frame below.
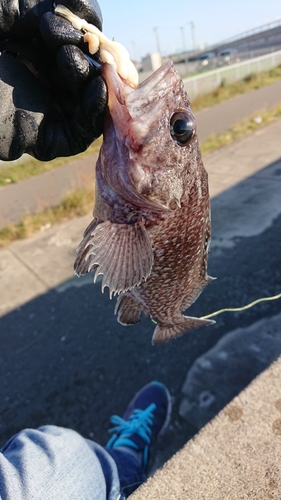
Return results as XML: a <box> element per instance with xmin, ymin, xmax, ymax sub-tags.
<box><xmin>75</xmin><ymin>60</ymin><xmax>215</xmax><ymax>344</ymax></box>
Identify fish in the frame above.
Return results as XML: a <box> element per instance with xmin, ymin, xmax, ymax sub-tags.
<box><xmin>74</xmin><ymin>60</ymin><xmax>215</xmax><ymax>344</ymax></box>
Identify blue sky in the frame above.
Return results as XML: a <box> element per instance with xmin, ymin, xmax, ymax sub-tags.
<box><xmin>100</xmin><ymin>0</ymin><xmax>281</xmax><ymax>61</ymax></box>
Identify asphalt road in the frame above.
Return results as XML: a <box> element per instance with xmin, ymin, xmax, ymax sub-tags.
<box><xmin>0</xmin><ymin>113</ymin><xmax>280</xmax><ymax>472</ymax></box>
<box><xmin>195</xmin><ymin>78</ymin><xmax>281</xmax><ymax>141</ymax></box>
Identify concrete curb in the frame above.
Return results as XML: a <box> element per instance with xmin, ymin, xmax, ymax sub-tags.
<box><xmin>132</xmin><ymin>354</ymin><xmax>281</xmax><ymax>499</ymax></box>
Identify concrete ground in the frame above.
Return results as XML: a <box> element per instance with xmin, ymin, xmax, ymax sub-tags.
<box><xmin>0</xmin><ymin>86</ymin><xmax>281</xmax><ymax>497</ymax></box>
<box><xmin>132</xmin><ymin>354</ymin><xmax>281</xmax><ymax>499</ymax></box>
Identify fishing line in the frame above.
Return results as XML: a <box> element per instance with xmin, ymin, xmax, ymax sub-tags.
<box><xmin>200</xmin><ymin>292</ymin><xmax>281</xmax><ymax>320</ymax></box>
<box><xmin>150</xmin><ymin>292</ymin><xmax>281</xmax><ymax>324</ymax></box>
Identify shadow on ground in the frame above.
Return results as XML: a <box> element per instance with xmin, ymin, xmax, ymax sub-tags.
<box><xmin>0</xmin><ymin>158</ymin><xmax>280</xmax><ymax>469</ymax></box>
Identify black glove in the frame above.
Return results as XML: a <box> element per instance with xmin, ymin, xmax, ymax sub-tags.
<box><xmin>0</xmin><ymin>0</ymin><xmax>107</xmax><ymax>161</ymax></box>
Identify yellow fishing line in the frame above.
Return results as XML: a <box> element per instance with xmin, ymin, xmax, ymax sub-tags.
<box><xmin>150</xmin><ymin>292</ymin><xmax>281</xmax><ymax>325</ymax></box>
<box><xmin>200</xmin><ymin>292</ymin><xmax>281</xmax><ymax>320</ymax></box>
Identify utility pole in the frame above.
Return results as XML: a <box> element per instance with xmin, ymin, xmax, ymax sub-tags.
<box><xmin>153</xmin><ymin>26</ymin><xmax>162</xmax><ymax>57</ymax></box>
<box><xmin>189</xmin><ymin>21</ymin><xmax>196</xmax><ymax>50</ymax></box>
<box><xmin>180</xmin><ymin>26</ymin><xmax>188</xmax><ymax>73</ymax></box>
<box><xmin>131</xmin><ymin>40</ymin><xmax>138</xmax><ymax>62</ymax></box>
<box><xmin>180</xmin><ymin>26</ymin><xmax>186</xmax><ymax>53</ymax></box>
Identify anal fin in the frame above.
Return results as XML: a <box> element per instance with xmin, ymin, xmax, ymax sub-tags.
<box><xmin>115</xmin><ymin>294</ymin><xmax>142</xmax><ymax>325</ymax></box>
<box><xmin>152</xmin><ymin>316</ymin><xmax>215</xmax><ymax>345</ymax></box>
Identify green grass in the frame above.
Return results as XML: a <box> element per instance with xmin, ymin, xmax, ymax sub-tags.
<box><xmin>200</xmin><ymin>102</ymin><xmax>281</xmax><ymax>153</ymax></box>
<box><xmin>0</xmin><ymin>137</ymin><xmax>102</xmax><ymax>187</ymax></box>
<box><xmin>0</xmin><ymin>187</ymin><xmax>95</xmax><ymax>248</ymax></box>
<box><xmin>191</xmin><ymin>64</ymin><xmax>281</xmax><ymax>112</ymax></box>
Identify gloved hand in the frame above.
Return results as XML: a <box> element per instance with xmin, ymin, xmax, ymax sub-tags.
<box><xmin>0</xmin><ymin>0</ymin><xmax>107</xmax><ymax>161</ymax></box>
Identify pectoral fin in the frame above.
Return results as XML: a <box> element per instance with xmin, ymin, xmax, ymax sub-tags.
<box><xmin>75</xmin><ymin>219</ymin><xmax>153</xmax><ymax>298</ymax></box>
<box><xmin>152</xmin><ymin>316</ymin><xmax>215</xmax><ymax>345</ymax></box>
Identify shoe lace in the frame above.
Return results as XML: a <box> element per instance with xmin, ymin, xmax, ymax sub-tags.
<box><xmin>107</xmin><ymin>402</ymin><xmax>156</xmax><ymax>450</ymax></box>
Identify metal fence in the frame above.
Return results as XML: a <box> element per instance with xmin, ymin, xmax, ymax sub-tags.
<box><xmin>183</xmin><ymin>49</ymin><xmax>281</xmax><ymax>100</ymax></box>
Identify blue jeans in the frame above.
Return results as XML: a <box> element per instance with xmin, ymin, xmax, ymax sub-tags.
<box><xmin>0</xmin><ymin>425</ymin><xmax>146</xmax><ymax>499</ymax></box>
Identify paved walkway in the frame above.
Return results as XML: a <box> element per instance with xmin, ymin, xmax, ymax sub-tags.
<box><xmin>195</xmin><ymin>78</ymin><xmax>281</xmax><ymax>141</ymax></box>
<box><xmin>0</xmin><ymin>155</ymin><xmax>97</xmax><ymax>228</ymax></box>
<box><xmin>133</xmin><ymin>353</ymin><xmax>281</xmax><ymax>499</ymax></box>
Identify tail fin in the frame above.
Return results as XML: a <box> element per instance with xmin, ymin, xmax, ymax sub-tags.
<box><xmin>152</xmin><ymin>316</ymin><xmax>215</xmax><ymax>345</ymax></box>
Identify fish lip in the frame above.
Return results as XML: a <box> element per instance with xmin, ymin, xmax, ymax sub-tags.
<box><xmin>101</xmin><ymin>63</ymin><xmax>133</xmax><ymax>139</ymax></box>
<box><xmin>101</xmin><ymin>59</ymin><xmax>175</xmax><ymax>109</ymax></box>
<box><xmin>101</xmin><ymin>62</ymin><xmax>132</xmax><ymax>104</ymax></box>
<box><xmin>101</xmin><ymin>59</ymin><xmax>177</xmax><ymax>142</ymax></box>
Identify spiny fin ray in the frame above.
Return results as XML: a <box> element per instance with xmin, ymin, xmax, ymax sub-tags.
<box><xmin>74</xmin><ymin>218</ymin><xmax>101</xmax><ymax>277</ymax></box>
<box><xmin>75</xmin><ymin>219</ymin><xmax>153</xmax><ymax>297</ymax></box>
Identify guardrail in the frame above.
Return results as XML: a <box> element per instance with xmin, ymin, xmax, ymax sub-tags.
<box><xmin>183</xmin><ymin>49</ymin><xmax>281</xmax><ymax>100</ymax></box>
<box><xmin>211</xmin><ymin>19</ymin><xmax>281</xmax><ymax>48</ymax></box>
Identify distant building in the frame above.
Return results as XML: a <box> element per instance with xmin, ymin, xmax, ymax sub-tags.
<box><xmin>141</xmin><ymin>53</ymin><xmax>162</xmax><ymax>72</ymax></box>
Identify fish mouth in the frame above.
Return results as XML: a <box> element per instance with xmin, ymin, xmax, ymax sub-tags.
<box><xmin>101</xmin><ymin>59</ymin><xmax>176</xmax><ymax>121</ymax></box>
<box><xmin>102</xmin><ymin>59</ymin><xmax>174</xmax><ymax>100</ymax></box>
<box><xmin>99</xmin><ymin>60</ymin><xmax>181</xmax><ymax>212</ymax></box>
<box><xmin>101</xmin><ymin>59</ymin><xmax>181</xmax><ymax>145</ymax></box>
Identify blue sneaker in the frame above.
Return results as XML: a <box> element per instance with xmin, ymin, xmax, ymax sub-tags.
<box><xmin>106</xmin><ymin>381</ymin><xmax>171</xmax><ymax>471</ymax></box>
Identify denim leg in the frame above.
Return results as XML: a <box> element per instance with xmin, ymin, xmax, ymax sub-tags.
<box><xmin>0</xmin><ymin>425</ymin><xmax>122</xmax><ymax>500</ymax></box>
<box><xmin>105</xmin><ymin>448</ymin><xmax>146</xmax><ymax>498</ymax></box>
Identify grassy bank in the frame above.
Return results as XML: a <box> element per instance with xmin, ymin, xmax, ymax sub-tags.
<box><xmin>0</xmin><ymin>137</ymin><xmax>102</xmax><ymax>187</ymax></box>
<box><xmin>191</xmin><ymin>64</ymin><xmax>281</xmax><ymax>112</ymax></box>
<box><xmin>200</xmin><ymin>102</ymin><xmax>281</xmax><ymax>153</ymax></box>
<box><xmin>1</xmin><ymin>101</ymin><xmax>281</xmax><ymax>249</ymax></box>
<box><xmin>0</xmin><ymin>187</ymin><xmax>95</xmax><ymax>248</ymax></box>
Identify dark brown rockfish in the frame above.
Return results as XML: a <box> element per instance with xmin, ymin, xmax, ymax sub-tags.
<box><xmin>74</xmin><ymin>60</ymin><xmax>215</xmax><ymax>344</ymax></box>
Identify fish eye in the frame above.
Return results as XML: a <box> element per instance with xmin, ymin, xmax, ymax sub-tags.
<box><xmin>170</xmin><ymin>109</ymin><xmax>195</xmax><ymax>146</ymax></box>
